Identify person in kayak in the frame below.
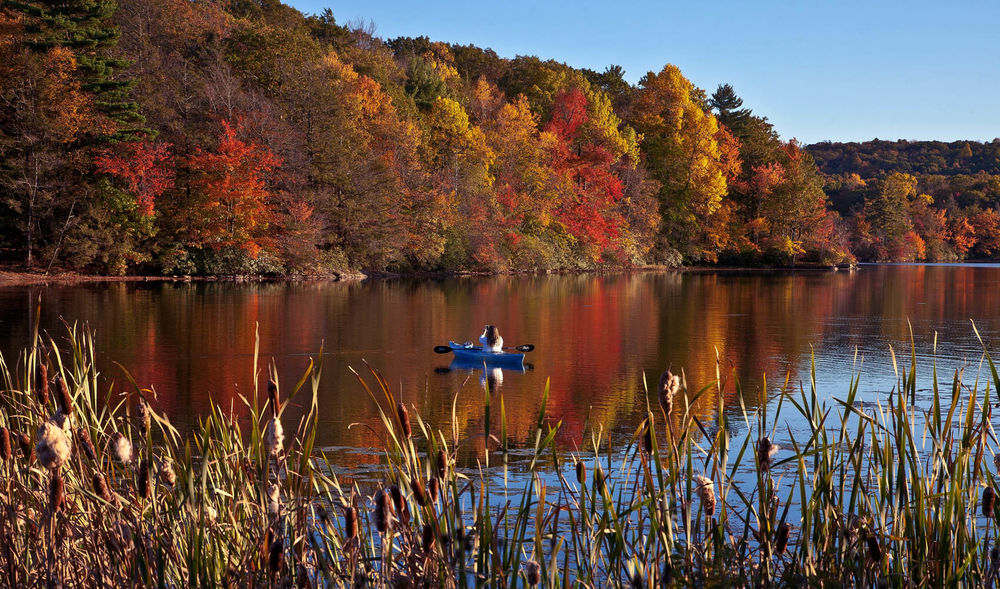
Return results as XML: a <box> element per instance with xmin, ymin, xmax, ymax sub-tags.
<box><xmin>479</xmin><ymin>324</ymin><xmax>504</xmax><ymax>352</ymax></box>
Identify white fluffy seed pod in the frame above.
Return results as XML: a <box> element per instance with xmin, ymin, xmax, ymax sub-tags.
<box><xmin>112</xmin><ymin>433</ymin><xmax>133</xmax><ymax>464</ymax></box>
<box><xmin>159</xmin><ymin>457</ymin><xmax>176</xmax><ymax>488</ymax></box>
<box><xmin>36</xmin><ymin>418</ymin><xmax>72</xmax><ymax>469</ymax></box>
<box><xmin>267</xmin><ymin>482</ymin><xmax>281</xmax><ymax>516</ymax></box>
<box><xmin>264</xmin><ymin>417</ymin><xmax>284</xmax><ymax>457</ymax></box>
<box><xmin>694</xmin><ymin>475</ymin><xmax>716</xmax><ymax>516</ymax></box>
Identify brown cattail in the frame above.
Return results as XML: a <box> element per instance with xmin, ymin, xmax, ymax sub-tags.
<box><xmin>397</xmin><ymin>403</ymin><xmax>412</xmax><ymax>438</ymax></box>
<box><xmin>93</xmin><ymin>471</ymin><xmax>113</xmax><ymax>503</ymax></box>
<box><xmin>641</xmin><ymin>419</ymin><xmax>653</xmax><ymax>454</ymax></box>
<box><xmin>757</xmin><ymin>437</ymin><xmax>780</xmax><ymax>474</ymax></box>
<box><xmin>137</xmin><ymin>460</ymin><xmax>151</xmax><ymax>500</ymax></box>
<box><xmin>36</xmin><ymin>419</ymin><xmax>72</xmax><ymax>469</ymax></box>
<box><xmin>55</xmin><ymin>374</ymin><xmax>73</xmax><ymax>415</ymax></box>
<box><xmin>17</xmin><ymin>432</ymin><xmax>33</xmax><ymax>463</ymax></box>
<box><xmin>428</xmin><ymin>477</ymin><xmax>440</xmax><ymax>504</ymax></box>
<box><xmin>267</xmin><ymin>379</ymin><xmax>280</xmax><ymax>412</ymax></box>
<box><xmin>595</xmin><ymin>464</ymin><xmax>606</xmax><ymax>490</ymax></box>
<box><xmin>36</xmin><ymin>364</ymin><xmax>49</xmax><ymax>406</ymax></box>
<box><xmin>658</xmin><ymin>370</ymin><xmax>680</xmax><ymax>417</ymax></box>
<box><xmin>576</xmin><ymin>460</ymin><xmax>587</xmax><ymax>485</ymax></box>
<box><xmin>436</xmin><ymin>449</ymin><xmax>447</xmax><ymax>479</ymax></box>
<box><xmin>421</xmin><ymin>523</ymin><xmax>435</xmax><ymax>553</ymax></box>
<box><xmin>50</xmin><ymin>468</ymin><xmax>65</xmax><ymax>512</ymax></box>
<box><xmin>984</xmin><ymin>486</ymin><xmax>997</xmax><ymax>518</ymax></box>
<box><xmin>264</xmin><ymin>417</ymin><xmax>284</xmax><ymax>457</ymax></box>
<box><xmin>268</xmin><ymin>538</ymin><xmax>283</xmax><ymax>576</ymax></box>
<box><xmin>390</xmin><ymin>485</ymin><xmax>410</xmax><ymax>525</ymax></box>
<box><xmin>112</xmin><ymin>432</ymin><xmax>133</xmax><ymax>464</ymax></box>
<box><xmin>866</xmin><ymin>534</ymin><xmax>882</xmax><ymax>563</ymax></box>
<box><xmin>137</xmin><ymin>398</ymin><xmax>150</xmax><ymax>434</ymax></box>
<box><xmin>411</xmin><ymin>478</ymin><xmax>428</xmax><ymax>507</ymax></box>
<box><xmin>0</xmin><ymin>427</ymin><xmax>10</xmax><ymax>461</ymax></box>
<box><xmin>76</xmin><ymin>427</ymin><xmax>97</xmax><ymax>461</ymax></box>
<box><xmin>994</xmin><ymin>453</ymin><xmax>1000</xmax><ymax>474</ymax></box>
<box><xmin>344</xmin><ymin>506</ymin><xmax>358</xmax><ymax>540</ymax></box>
<box><xmin>159</xmin><ymin>457</ymin><xmax>176</xmax><ymax>488</ymax></box>
<box><xmin>693</xmin><ymin>475</ymin><xmax>716</xmax><ymax>517</ymax></box>
<box><xmin>374</xmin><ymin>489</ymin><xmax>391</xmax><ymax>533</ymax></box>
<box><xmin>525</xmin><ymin>560</ymin><xmax>541</xmax><ymax>586</ymax></box>
<box><xmin>775</xmin><ymin>522</ymin><xmax>790</xmax><ymax>555</ymax></box>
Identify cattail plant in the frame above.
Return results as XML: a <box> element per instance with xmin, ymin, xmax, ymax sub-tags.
<box><xmin>694</xmin><ymin>475</ymin><xmax>716</xmax><ymax>517</ymax></box>
<box><xmin>93</xmin><ymin>472</ymin><xmax>113</xmax><ymax>503</ymax></box>
<box><xmin>111</xmin><ymin>432</ymin><xmax>132</xmax><ymax>463</ymax></box>
<box><xmin>55</xmin><ymin>374</ymin><xmax>73</xmax><ymax>415</ymax></box>
<box><xmin>36</xmin><ymin>418</ymin><xmax>72</xmax><ymax>469</ymax></box>
<box><xmin>374</xmin><ymin>489</ymin><xmax>391</xmax><ymax>533</ymax></box>
<box><xmin>158</xmin><ymin>457</ymin><xmax>176</xmax><ymax>488</ymax></box>
<box><xmin>411</xmin><ymin>478</ymin><xmax>428</xmax><ymax>507</ymax></box>
<box><xmin>36</xmin><ymin>363</ymin><xmax>49</xmax><ymax>405</ymax></box>
<box><xmin>436</xmin><ymin>448</ymin><xmax>447</xmax><ymax>479</ymax></box>
<box><xmin>16</xmin><ymin>431</ymin><xmax>33</xmax><ymax>463</ymax></box>
<box><xmin>641</xmin><ymin>418</ymin><xmax>653</xmax><ymax>454</ymax></box>
<box><xmin>50</xmin><ymin>467</ymin><xmax>65</xmax><ymax>512</ymax></box>
<box><xmin>397</xmin><ymin>402</ymin><xmax>412</xmax><ymax>439</ymax></box>
<box><xmin>344</xmin><ymin>506</ymin><xmax>358</xmax><ymax>540</ymax></box>
<box><xmin>867</xmin><ymin>534</ymin><xmax>882</xmax><ymax>564</ymax></box>
<box><xmin>775</xmin><ymin>522</ymin><xmax>790</xmax><ymax>555</ymax></box>
<box><xmin>267</xmin><ymin>379</ymin><xmax>280</xmax><ymax>413</ymax></box>
<box><xmin>525</xmin><ymin>560</ymin><xmax>541</xmax><ymax>586</ymax></box>
<box><xmin>264</xmin><ymin>417</ymin><xmax>284</xmax><ymax>457</ymax></box>
<box><xmin>267</xmin><ymin>482</ymin><xmax>281</xmax><ymax>517</ymax></box>
<box><xmin>658</xmin><ymin>370</ymin><xmax>680</xmax><ymax>417</ymax></box>
<box><xmin>422</xmin><ymin>524</ymin><xmax>435</xmax><ymax>553</ymax></box>
<box><xmin>137</xmin><ymin>459</ymin><xmax>151</xmax><ymax>500</ymax></box>
<box><xmin>985</xmin><ymin>487</ymin><xmax>997</xmax><ymax>518</ymax></box>
<box><xmin>0</xmin><ymin>427</ymin><xmax>10</xmax><ymax>461</ymax></box>
<box><xmin>76</xmin><ymin>427</ymin><xmax>96</xmax><ymax>461</ymax></box>
<box><xmin>137</xmin><ymin>398</ymin><xmax>150</xmax><ymax>434</ymax></box>
<box><xmin>757</xmin><ymin>437</ymin><xmax>780</xmax><ymax>473</ymax></box>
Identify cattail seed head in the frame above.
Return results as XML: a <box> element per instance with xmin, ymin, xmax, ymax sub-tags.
<box><xmin>576</xmin><ymin>460</ymin><xmax>586</xmax><ymax>485</ymax></box>
<box><xmin>344</xmin><ymin>506</ymin><xmax>358</xmax><ymax>540</ymax></box>
<box><xmin>390</xmin><ymin>485</ymin><xmax>410</xmax><ymax>525</ymax></box>
<box><xmin>264</xmin><ymin>417</ymin><xmax>284</xmax><ymax>457</ymax></box>
<box><xmin>375</xmin><ymin>490</ymin><xmax>391</xmax><ymax>533</ymax></box>
<box><xmin>268</xmin><ymin>538</ymin><xmax>283</xmax><ymax>575</ymax></box>
<box><xmin>50</xmin><ymin>468</ymin><xmax>65</xmax><ymax>512</ymax></box>
<box><xmin>641</xmin><ymin>419</ymin><xmax>653</xmax><ymax>454</ymax></box>
<box><xmin>93</xmin><ymin>472</ymin><xmax>112</xmax><ymax>503</ymax></box>
<box><xmin>137</xmin><ymin>459</ymin><xmax>151</xmax><ymax>500</ymax></box>
<box><xmin>436</xmin><ymin>449</ymin><xmax>447</xmax><ymax>479</ymax></box>
<box><xmin>525</xmin><ymin>560</ymin><xmax>541</xmax><ymax>586</ymax></box>
<box><xmin>428</xmin><ymin>476</ymin><xmax>440</xmax><ymax>504</ymax></box>
<box><xmin>36</xmin><ymin>364</ymin><xmax>49</xmax><ymax>406</ymax></box>
<box><xmin>411</xmin><ymin>478</ymin><xmax>428</xmax><ymax>507</ymax></box>
<box><xmin>658</xmin><ymin>370</ymin><xmax>680</xmax><ymax>417</ymax></box>
<box><xmin>159</xmin><ymin>457</ymin><xmax>176</xmax><ymax>488</ymax></box>
<box><xmin>775</xmin><ymin>522</ymin><xmax>790</xmax><ymax>555</ymax></box>
<box><xmin>17</xmin><ymin>432</ymin><xmax>33</xmax><ymax>463</ymax></box>
<box><xmin>866</xmin><ymin>534</ymin><xmax>881</xmax><ymax>563</ymax></box>
<box><xmin>267</xmin><ymin>482</ymin><xmax>280</xmax><ymax>516</ymax></box>
<box><xmin>0</xmin><ymin>427</ymin><xmax>10</xmax><ymax>461</ymax></box>
<box><xmin>397</xmin><ymin>403</ymin><xmax>412</xmax><ymax>438</ymax></box>
<box><xmin>112</xmin><ymin>433</ymin><xmax>133</xmax><ymax>464</ymax></box>
<box><xmin>137</xmin><ymin>398</ymin><xmax>150</xmax><ymax>434</ymax></box>
<box><xmin>984</xmin><ymin>486</ymin><xmax>997</xmax><ymax>518</ymax></box>
<box><xmin>76</xmin><ymin>427</ymin><xmax>96</xmax><ymax>461</ymax></box>
<box><xmin>757</xmin><ymin>437</ymin><xmax>780</xmax><ymax>474</ymax></box>
<box><xmin>422</xmin><ymin>523</ymin><xmax>435</xmax><ymax>553</ymax></box>
<box><xmin>55</xmin><ymin>374</ymin><xmax>73</xmax><ymax>415</ymax></box>
<box><xmin>694</xmin><ymin>475</ymin><xmax>716</xmax><ymax>517</ymax></box>
<box><xmin>595</xmin><ymin>464</ymin><xmax>606</xmax><ymax>491</ymax></box>
<box><xmin>36</xmin><ymin>419</ymin><xmax>72</xmax><ymax>469</ymax></box>
<box><xmin>994</xmin><ymin>453</ymin><xmax>1000</xmax><ymax>474</ymax></box>
<box><xmin>267</xmin><ymin>379</ymin><xmax>279</xmax><ymax>413</ymax></box>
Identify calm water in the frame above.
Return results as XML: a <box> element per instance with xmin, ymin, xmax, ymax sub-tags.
<box><xmin>2</xmin><ymin>265</ymin><xmax>1000</xmax><ymax>474</ymax></box>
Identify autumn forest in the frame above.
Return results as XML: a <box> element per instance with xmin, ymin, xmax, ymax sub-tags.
<box><xmin>1</xmin><ymin>0</ymin><xmax>998</xmax><ymax>276</ymax></box>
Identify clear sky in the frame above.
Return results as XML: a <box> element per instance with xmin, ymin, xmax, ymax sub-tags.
<box><xmin>284</xmin><ymin>0</ymin><xmax>999</xmax><ymax>144</ymax></box>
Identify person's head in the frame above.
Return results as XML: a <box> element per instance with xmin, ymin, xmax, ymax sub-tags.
<box><xmin>485</xmin><ymin>324</ymin><xmax>500</xmax><ymax>346</ymax></box>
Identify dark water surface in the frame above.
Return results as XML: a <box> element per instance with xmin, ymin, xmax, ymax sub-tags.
<box><xmin>2</xmin><ymin>265</ymin><xmax>999</xmax><ymax>474</ymax></box>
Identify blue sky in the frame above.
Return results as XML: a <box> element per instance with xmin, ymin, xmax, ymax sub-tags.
<box><xmin>285</xmin><ymin>0</ymin><xmax>1000</xmax><ymax>144</ymax></box>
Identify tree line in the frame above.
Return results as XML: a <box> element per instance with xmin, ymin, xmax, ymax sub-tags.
<box><xmin>2</xmin><ymin>0</ymin><xmax>988</xmax><ymax>276</ymax></box>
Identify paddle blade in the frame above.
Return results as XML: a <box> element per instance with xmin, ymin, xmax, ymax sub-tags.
<box><xmin>514</xmin><ymin>344</ymin><xmax>535</xmax><ymax>353</ymax></box>
<box><xmin>433</xmin><ymin>345</ymin><xmax>453</xmax><ymax>354</ymax></box>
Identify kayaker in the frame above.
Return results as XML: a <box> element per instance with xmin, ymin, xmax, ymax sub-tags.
<box><xmin>479</xmin><ymin>324</ymin><xmax>504</xmax><ymax>352</ymax></box>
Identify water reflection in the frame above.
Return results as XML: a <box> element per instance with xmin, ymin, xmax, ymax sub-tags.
<box><xmin>0</xmin><ymin>266</ymin><xmax>999</xmax><ymax>471</ymax></box>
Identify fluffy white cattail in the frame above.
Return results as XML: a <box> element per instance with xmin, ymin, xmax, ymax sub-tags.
<box><xmin>267</xmin><ymin>482</ymin><xmax>281</xmax><ymax>516</ymax></box>
<box><xmin>658</xmin><ymin>371</ymin><xmax>682</xmax><ymax>417</ymax></box>
<box><xmin>757</xmin><ymin>437</ymin><xmax>781</xmax><ymax>473</ymax></box>
<box><xmin>264</xmin><ymin>417</ymin><xmax>284</xmax><ymax>457</ymax></box>
<box><xmin>36</xmin><ymin>418</ymin><xmax>72</xmax><ymax>469</ymax></box>
<box><xmin>112</xmin><ymin>432</ymin><xmax>133</xmax><ymax>464</ymax></box>
<box><xmin>693</xmin><ymin>475</ymin><xmax>716</xmax><ymax>516</ymax></box>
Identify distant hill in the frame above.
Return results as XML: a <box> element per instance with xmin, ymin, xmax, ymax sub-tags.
<box><xmin>806</xmin><ymin>139</ymin><xmax>1000</xmax><ymax>177</ymax></box>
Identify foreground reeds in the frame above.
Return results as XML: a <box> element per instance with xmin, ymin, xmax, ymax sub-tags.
<box><xmin>2</xmin><ymin>324</ymin><xmax>1000</xmax><ymax>587</ymax></box>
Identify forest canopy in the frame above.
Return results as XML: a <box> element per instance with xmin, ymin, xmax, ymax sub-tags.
<box><xmin>0</xmin><ymin>0</ymin><xmax>992</xmax><ymax>275</ymax></box>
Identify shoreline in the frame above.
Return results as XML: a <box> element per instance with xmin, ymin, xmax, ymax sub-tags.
<box><xmin>0</xmin><ymin>262</ymin><xmax>862</xmax><ymax>286</ymax></box>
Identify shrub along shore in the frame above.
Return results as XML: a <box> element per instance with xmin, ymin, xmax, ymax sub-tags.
<box><xmin>1</xmin><ymin>326</ymin><xmax>1000</xmax><ymax>587</ymax></box>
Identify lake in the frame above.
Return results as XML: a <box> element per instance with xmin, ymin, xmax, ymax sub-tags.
<box><xmin>2</xmin><ymin>264</ymin><xmax>1000</xmax><ymax>476</ymax></box>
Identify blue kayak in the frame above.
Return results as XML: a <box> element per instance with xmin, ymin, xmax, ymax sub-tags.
<box><xmin>448</xmin><ymin>341</ymin><xmax>525</xmax><ymax>368</ymax></box>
